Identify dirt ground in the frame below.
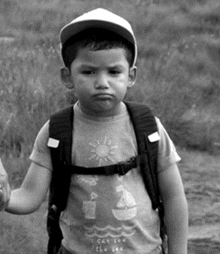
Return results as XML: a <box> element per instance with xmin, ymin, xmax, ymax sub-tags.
<box><xmin>178</xmin><ymin>148</ymin><xmax>220</xmax><ymax>254</ymax></box>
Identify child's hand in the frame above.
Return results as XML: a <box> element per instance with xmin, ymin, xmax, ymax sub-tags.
<box><xmin>0</xmin><ymin>159</ymin><xmax>10</xmax><ymax>211</ymax></box>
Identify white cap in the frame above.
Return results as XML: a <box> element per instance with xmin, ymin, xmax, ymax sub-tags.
<box><xmin>60</xmin><ymin>8</ymin><xmax>137</xmax><ymax>67</ymax></box>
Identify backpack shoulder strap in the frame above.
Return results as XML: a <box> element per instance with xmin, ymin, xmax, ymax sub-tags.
<box><xmin>49</xmin><ymin>105</ymin><xmax>73</xmax><ymax>165</ymax></box>
<box><xmin>47</xmin><ymin>105</ymin><xmax>74</xmax><ymax>254</ymax></box>
<box><xmin>125</xmin><ymin>101</ymin><xmax>167</xmax><ymax>253</ymax></box>
<box><xmin>125</xmin><ymin>101</ymin><xmax>160</xmax><ymax>210</ymax></box>
<box><xmin>48</xmin><ymin>105</ymin><xmax>74</xmax><ymax>210</ymax></box>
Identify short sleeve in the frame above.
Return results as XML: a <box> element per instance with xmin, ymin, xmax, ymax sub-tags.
<box><xmin>29</xmin><ymin>120</ymin><xmax>52</xmax><ymax>171</ymax></box>
<box><xmin>156</xmin><ymin>118</ymin><xmax>181</xmax><ymax>173</ymax></box>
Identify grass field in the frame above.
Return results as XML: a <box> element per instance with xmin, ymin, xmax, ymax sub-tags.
<box><xmin>0</xmin><ymin>0</ymin><xmax>220</xmax><ymax>253</ymax></box>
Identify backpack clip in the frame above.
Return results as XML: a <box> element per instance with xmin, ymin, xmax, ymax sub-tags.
<box><xmin>107</xmin><ymin>156</ymin><xmax>137</xmax><ymax>176</ymax></box>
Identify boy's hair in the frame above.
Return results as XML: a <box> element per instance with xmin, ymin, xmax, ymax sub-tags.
<box><xmin>62</xmin><ymin>28</ymin><xmax>135</xmax><ymax>69</ymax></box>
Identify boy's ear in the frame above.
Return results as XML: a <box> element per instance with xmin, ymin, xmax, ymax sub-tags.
<box><xmin>60</xmin><ymin>67</ymin><xmax>74</xmax><ymax>89</ymax></box>
<box><xmin>128</xmin><ymin>66</ymin><xmax>137</xmax><ymax>88</ymax></box>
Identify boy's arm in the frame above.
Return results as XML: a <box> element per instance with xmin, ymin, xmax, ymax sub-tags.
<box><xmin>1</xmin><ymin>161</ymin><xmax>51</xmax><ymax>214</ymax></box>
<box><xmin>158</xmin><ymin>163</ymin><xmax>188</xmax><ymax>254</ymax></box>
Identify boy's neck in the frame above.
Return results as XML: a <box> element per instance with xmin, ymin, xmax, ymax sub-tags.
<box><xmin>75</xmin><ymin>101</ymin><xmax>127</xmax><ymax>120</ymax></box>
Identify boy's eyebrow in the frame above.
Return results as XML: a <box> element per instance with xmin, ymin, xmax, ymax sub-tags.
<box><xmin>77</xmin><ymin>64</ymin><xmax>96</xmax><ymax>68</ymax></box>
<box><xmin>78</xmin><ymin>63</ymin><xmax>126</xmax><ymax>69</ymax></box>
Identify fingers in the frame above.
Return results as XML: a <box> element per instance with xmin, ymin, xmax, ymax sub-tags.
<box><xmin>0</xmin><ymin>159</ymin><xmax>11</xmax><ymax>211</ymax></box>
<box><xmin>0</xmin><ymin>158</ymin><xmax>8</xmax><ymax>193</ymax></box>
<box><xmin>0</xmin><ymin>158</ymin><xmax>7</xmax><ymax>177</ymax></box>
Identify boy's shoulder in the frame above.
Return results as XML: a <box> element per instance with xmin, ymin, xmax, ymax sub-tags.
<box><xmin>125</xmin><ymin>101</ymin><xmax>154</xmax><ymax>116</ymax></box>
<box><xmin>124</xmin><ymin>101</ymin><xmax>158</xmax><ymax>138</ymax></box>
<box><xmin>49</xmin><ymin>105</ymin><xmax>74</xmax><ymax>137</ymax></box>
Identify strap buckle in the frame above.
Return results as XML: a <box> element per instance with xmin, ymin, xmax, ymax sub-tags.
<box><xmin>115</xmin><ymin>163</ymin><xmax>127</xmax><ymax>176</ymax></box>
<box><xmin>107</xmin><ymin>156</ymin><xmax>137</xmax><ymax>176</ymax></box>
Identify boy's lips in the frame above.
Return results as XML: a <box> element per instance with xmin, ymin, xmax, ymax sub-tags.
<box><xmin>93</xmin><ymin>93</ymin><xmax>114</xmax><ymax>99</ymax></box>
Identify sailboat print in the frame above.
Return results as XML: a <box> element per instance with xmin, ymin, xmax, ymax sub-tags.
<box><xmin>112</xmin><ymin>185</ymin><xmax>137</xmax><ymax>221</ymax></box>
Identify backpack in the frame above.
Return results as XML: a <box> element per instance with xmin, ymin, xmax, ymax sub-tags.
<box><xmin>47</xmin><ymin>101</ymin><xmax>166</xmax><ymax>254</ymax></box>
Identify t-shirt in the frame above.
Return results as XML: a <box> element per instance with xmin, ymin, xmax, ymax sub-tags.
<box><xmin>30</xmin><ymin>102</ymin><xmax>181</xmax><ymax>254</ymax></box>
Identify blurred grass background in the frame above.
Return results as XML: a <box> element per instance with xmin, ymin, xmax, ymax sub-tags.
<box><xmin>0</xmin><ymin>0</ymin><xmax>220</xmax><ymax>253</ymax></box>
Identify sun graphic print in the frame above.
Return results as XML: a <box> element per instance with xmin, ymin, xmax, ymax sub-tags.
<box><xmin>89</xmin><ymin>136</ymin><xmax>118</xmax><ymax>166</ymax></box>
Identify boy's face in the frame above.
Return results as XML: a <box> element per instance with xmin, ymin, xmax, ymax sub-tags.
<box><xmin>62</xmin><ymin>47</ymin><xmax>136</xmax><ymax>117</ymax></box>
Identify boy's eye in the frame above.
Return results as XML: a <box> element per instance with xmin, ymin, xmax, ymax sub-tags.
<box><xmin>81</xmin><ymin>70</ymin><xmax>95</xmax><ymax>75</ymax></box>
<box><xmin>109</xmin><ymin>69</ymin><xmax>121</xmax><ymax>75</ymax></box>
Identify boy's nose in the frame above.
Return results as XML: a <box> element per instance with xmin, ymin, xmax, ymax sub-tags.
<box><xmin>94</xmin><ymin>74</ymin><xmax>109</xmax><ymax>89</ymax></box>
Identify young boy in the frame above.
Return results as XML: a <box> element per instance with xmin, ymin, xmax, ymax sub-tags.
<box><xmin>0</xmin><ymin>8</ymin><xmax>188</xmax><ymax>254</ymax></box>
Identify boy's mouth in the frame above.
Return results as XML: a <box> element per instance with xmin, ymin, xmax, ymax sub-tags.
<box><xmin>93</xmin><ymin>94</ymin><xmax>114</xmax><ymax>99</ymax></box>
